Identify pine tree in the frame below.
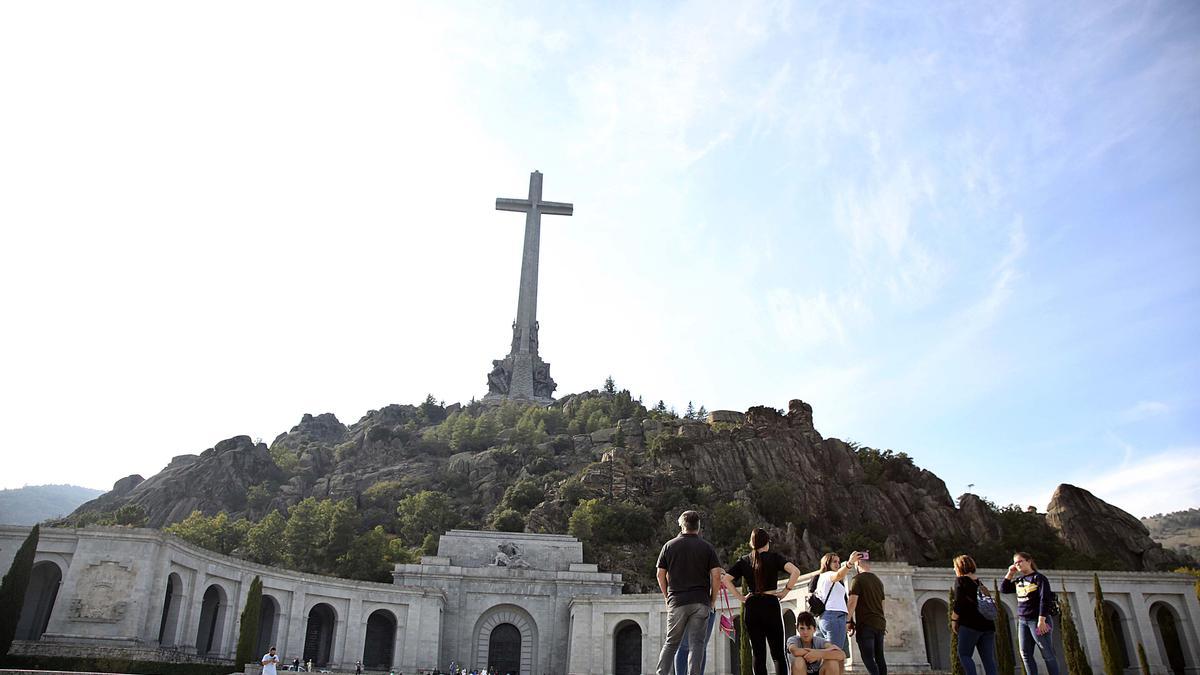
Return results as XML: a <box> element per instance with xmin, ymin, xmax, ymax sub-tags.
<box><xmin>234</xmin><ymin>576</ymin><xmax>263</xmax><ymax>670</ymax></box>
<box><xmin>685</xmin><ymin>401</ymin><xmax>696</xmax><ymax>420</ymax></box>
<box><xmin>1136</xmin><ymin>642</ymin><xmax>1150</xmax><ymax>675</ymax></box>
<box><xmin>603</xmin><ymin>376</ymin><xmax>616</xmax><ymax>395</ymax></box>
<box><xmin>951</xmin><ymin>588</ymin><xmax>965</xmax><ymax>675</ymax></box>
<box><xmin>1093</xmin><ymin>574</ymin><xmax>1125</xmax><ymax>675</ymax></box>
<box><xmin>996</xmin><ymin>581</ymin><xmax>1017</xmax><ymax>675</ymax></box>
<box><xmin>0</xmin><ymin>524</ymin><xmax>39</xmax><ymax>657</ymax></box>
<box><xmin>1060</xmin><ymin>591</ymin><xmax>1094</xmax><ymax>675</ymax></box>
<box><xmin>697</xmin><ymin>405</ymin><xmax>709</xmax><ymax>421</ymax></box>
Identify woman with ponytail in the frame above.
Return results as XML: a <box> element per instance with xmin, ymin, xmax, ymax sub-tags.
<box><xmin>724</xmin><ymin>528</ymin><xmax>802</xmax><ymax>675</ymax></box>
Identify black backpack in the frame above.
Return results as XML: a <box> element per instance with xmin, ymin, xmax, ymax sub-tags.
<box><xmin>806</xmin><ymin>574</ymin><xmax>838</xmax><ymax>617</ymax></box>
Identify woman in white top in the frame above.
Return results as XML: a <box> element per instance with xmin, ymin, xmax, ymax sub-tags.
<box><xmin>812</xmin><ymin>551</ymin><xmax>861</xmax><ymax>651</ymax></box>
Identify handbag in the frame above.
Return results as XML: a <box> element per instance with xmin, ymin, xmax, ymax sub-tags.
<box><xmin>976</xmin><ymin>580</ymin><xmax>998</xmax><ymax>621</ymax></box>
<box><xmin>718</xmin><ymin>588</ymin><xmax>737</xmax><ymax>640</ymax></box>
<box><xmin>806</xmin><ymin>575</ymin><xmax>837</xmax><ymax>617</ymax></box>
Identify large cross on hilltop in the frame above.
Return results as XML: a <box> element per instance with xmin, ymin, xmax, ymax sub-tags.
<box><xmin>485</xmin><ymin>171</ymin><xmax>573</xmax><ymax>402</ymax></box>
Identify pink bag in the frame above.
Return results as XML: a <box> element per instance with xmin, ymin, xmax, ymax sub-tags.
<box><xmin>718</xmin><ymin>588</ymin><xmax>737</xmax><ymax>640</ymax></box>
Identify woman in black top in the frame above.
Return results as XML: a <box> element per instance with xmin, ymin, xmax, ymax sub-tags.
<box><xmin>724</xmin><ymin>528</ymin><xmax>802</xmax><ymax>675</ymax></box>
<box><xmin>951</xmin><ymin>554</ymin><xmax>997</xmax><ymax>675</ymax></box>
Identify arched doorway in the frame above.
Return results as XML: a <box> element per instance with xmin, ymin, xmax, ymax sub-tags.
<box><xmin>489</xmin><ymin>623</ymin><xmax>521</xmax><ymax>675</ymax></box>
<box><xmin>256</xmin><ymin>595</ymin><xmax>279</xmax><ymax>656</ymax></box>
<box><xmin>1152</xmin><ymin>603</ymin><xmax>1189</xmax><ymax>675</ymax></box>
<box><xmin>16</xmin><ymin>561</ymin><xmax>62</xmax><ymax>640</ymax></box>
<box><xmin>1102</xmin><ymin>601</ymin><xmax>1131</xmax><ymax>669</ymax></box>
<box><xmin>363</xmin><ymin>609</ymin><xmax>396</xmax><ymax>669</ymax></box>
<box><xmin>613</xmin><ymin>620</ymin><xmax>642</xmax><ymax>675</ymax></box>
<box><xmin>783</xmin><ymin>609</ymin><xmax>797</xmax><ymax>640</ymax></box>
<box><xmin>474</xmin><ymin>605</ymin><xmax>537</xmax><ymax>675</ymax></box>
<box><xmin>303</xmin><ymin>603</ymin><xmax>337</xmax><ymax>668</ymax></box>
<box><xmin>196</xmin><ymin>584</ymin><xmax>228</xmax><ymax>656</ymax></box>
<box><xmin>158</xmin><ymin>573</ymin><xmax>184</xmax><ymax>646</ymax></box>
<box><xmin>921</xmin><ymin>598</ymin><xmax>951</xmax><ymax>671</ymax></box>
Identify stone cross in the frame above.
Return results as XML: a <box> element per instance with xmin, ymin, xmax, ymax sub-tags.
<box><xmin>496</xmin><ymin>170</ymin><xmax>573</xmax><ymax>356</ymax></box>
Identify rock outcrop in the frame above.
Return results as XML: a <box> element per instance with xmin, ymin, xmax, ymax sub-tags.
<box><xmin>1046</xmin><ymin>484</ymin><xmax>1180</xmax><ymax>571</ymax></box>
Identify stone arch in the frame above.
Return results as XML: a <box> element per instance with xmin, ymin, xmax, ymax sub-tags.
<box><xmin>921</xmin><ymin>597</ymin><xmax>951</xmax><ymax>671</ymax></box>
<box><xmin>16</xmin><ymin>560</ymin><xmax>62</xmax><ymax>641</ymax></box>
<box><xmin>1150</xmin><ymin>601</ymin><xmax>1191</xmax><ymax>675</ymax></box>
<box><xmin>474</xmin><ymin>604</ymin><xmax>538</xmax><ymax>675</ymax></box>
<box><xmin>613</xmin><ymin>619</ymin><xmax>642</xmax><ymax>675</ymax></box>
<box><xmin>196</xmin><ymin>584</ymin><xmax>229</xmax><ymax>655</ymax></box>
<box><xmin>256</xmin><ymin>594</ymin><xmax>280</xmax><ymax>656</ymax></box>
<box><xmin>304</xmin><ymin>602</ymin><xmax>338</xmax><ymax>668</ymax></box>
<box><xmin>363</xmin><ymin>609</ymin><xmax>397</xmax><ymax>669</ymax></box>
<box><xmin>1102</xmin><ymin>600</ymin><xmax>1132</xmax><ymax>668</ymax></box>
<box><xmin>158</xmin><ymin>572</ymin><xmax>184</xmax><ymax>647</ymax></box>
<box><xmin>783</xmin><ymin>609</ymin><xmax>797</xmax><ymax>640</ymax></box>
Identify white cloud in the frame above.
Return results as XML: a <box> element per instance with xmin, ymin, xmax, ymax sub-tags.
<box><xmin>1075</xmin><ymin>448</ymin><xmax>1200</xmax><ymax>517</ymax></box>
<box><xmin>1118</xmin><ymin>401</ymin><xmax>1170</xmax><ymax>424</ymax></box>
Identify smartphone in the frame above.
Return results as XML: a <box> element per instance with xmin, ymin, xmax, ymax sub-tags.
<box><xmin>861</xmin><ymin>550</ymin><xmax>870</xmax><ymax>560</ymax></box>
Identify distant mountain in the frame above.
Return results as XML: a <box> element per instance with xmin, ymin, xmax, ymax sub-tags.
<box><xmin>0</xmin><ymin>484</ymin><xmax>105</xmax><ymax>525</ymax></box>
<box><xmin>1142</xmin><ymin>507</ymin><xmax>1200</xmax><ymax>561</ymax></box>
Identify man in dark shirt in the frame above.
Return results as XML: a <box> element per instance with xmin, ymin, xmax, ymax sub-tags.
<box><xmin>848</xmin><ymin>554</ymin><xmax>887</xmax><ymax>675</ymax></box>
<box><xmin>655</xmin><ymin>510</ymin><xmax>722</xmax><ymax>675</ymax></box>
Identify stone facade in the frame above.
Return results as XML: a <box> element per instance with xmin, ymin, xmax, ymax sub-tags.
<box><xmin>3</xmin><ymin>527</ymin><xmax>1198</xmax><ymax>675</ymax></box>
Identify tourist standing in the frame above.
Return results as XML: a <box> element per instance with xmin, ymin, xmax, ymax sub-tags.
<box><xmin>813</xmin><ymin>551</ymin><xmax>861</xmax><ymax>651</ymax></box>
<box><xmin>262</xmin><ymin>647</ymin><xmax>279</xmax><ymax>675</ymax></box>
<box><xmin>848</xmin><ymin>553</ymin><xmax>887</xmax><ymax>675</ymax></box>
<box><xmin>655</xmin><ymin>510</ymin><xmax>723</xmax><ymax>675</ymax></box>
<box><xmin>725</xmin><ymin>528</ymin><xmax>801</xmax><ymax>675</ymax></box>
<box><xmin>1000</xmin><ymin>552</ymin><xmax>1060</xmax><ymax>675</ymax></box>
<box><xmin>292</xmin><ymin>657</ymin><xmax>300</xmax><ymax>672</ymax></box>
<box><xmin>355</xmin><ymin>660</ymin><xmax>362</xmax><ymax>675</ymax></box>
<box><xmin>952</xmin><ymin>555</ymin><xmax>997</xmax><ymax>675</ymax></box>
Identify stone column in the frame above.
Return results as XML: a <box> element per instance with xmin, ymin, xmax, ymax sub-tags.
<box><xmin>1129</xmin><ymin>591</ymin><xmax>1168</xmax><ymax>673</ymax></box>
<box><xmin>288</xmin><ymin>590</ymin><xmax>308</xmax><ymax>666</ymax></box>
<box><xmin>342</xmin><ymin>596</ymin><xmax>364</xmax><ymax>668</ymax></box>
<box><xmin>1067</xmin><ymin>582</ymin><xmax>1101</xmax><ymax>668</ymax></box>
<box><xmin>180</xmin><ymin>574</ymin><xmax>207</xmax><ymax>654</ymax></box>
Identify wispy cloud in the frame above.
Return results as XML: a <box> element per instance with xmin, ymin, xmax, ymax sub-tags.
<box><xmin>1118</xmin><ymin>400</ymin><xmax>1170</xmax><ymax>424</ymax></box>
<box><xmin>1076</xmin><ymin>447</ymin><xmax>1200</xmax><ymax>517</ymax></box>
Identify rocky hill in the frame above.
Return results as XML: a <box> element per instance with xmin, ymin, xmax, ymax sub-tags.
<box><xmin>0</xmin><ymin>484</ymin><xmax>103</xmax><ymax>525</ymax></box>
<box><xmin>61</xmin><ymin>393</ymin><xmax>1184</xmax><ymax>590</ymax></box>
<box><xmin>1142</xmin><ymin>508</ymin><xmax>1200</xmax><ymax>560</ymax></box>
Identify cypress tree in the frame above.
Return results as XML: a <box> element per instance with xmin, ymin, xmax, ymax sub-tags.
<box><xmin>1060</xmin><ymin>591</ymin><xmax>1094</xmax><ymax>675</ymax></box>
<box><xmin>739</xmin><ymin>610</ymin><xmax>752</xmax><ymax>675</ymax></box>
<box><xmin>951</xmin><ymin>588</ymin><xmax>965</xmax><ymax>675</ymax></box>
<box><xmin>234</xmin><ymin>576</ymin><xmax>264</xmax><ymax>670</ymax></box>
<box><xmin>1136</xmin><ymin>642</ymin><xmax>1150</xmax><ymax>675</ymax></box>
<box><xmin>1093</xmin><ymin>575</ymin><xmax>1125</xmax><ymax>675</ymax></box>
<box><xmin>0</xmin><ymin>525</ymin><xmax>39</xmax><ymax>657</ymax></box>
<box><xmin>996</xmin><ymin>581</ymin><xmax>1017</xmax><ymax>675</ymax></box>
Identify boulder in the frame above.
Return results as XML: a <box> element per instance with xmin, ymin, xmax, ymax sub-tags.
<box><xmin>1046</xmin><ymin>484</ymin><xmax>1180</xmax><ymax>571</ymax></box>
<box><xmin>706</xmin><ymin>410</ymin><xmax>744</xmax><ymax>425</ymax></box>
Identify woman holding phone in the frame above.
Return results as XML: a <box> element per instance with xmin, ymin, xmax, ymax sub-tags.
<box><xmin>1000</xmin><ymin>552</ymin><xmax>1059</xmax><ymax>675</ymax></box>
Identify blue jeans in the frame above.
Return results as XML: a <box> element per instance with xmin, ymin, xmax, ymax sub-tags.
<box><xmin>1018</xmin><ymin>618</ymin><xmax>1060</xmax><ymax>675</ymax></box>
<box><xmin>676</xmin><ymin>609</ymin><xmax>717</xmax><ymax>675</ymax></box>
<box><xmin>856</xmin><ymin>624</ymin><xmax>888</xmax><ymax>675</ymax></box>
<box><xmin>818</xmin><ymin>610</ymin><xmax>849</xmax><ymax>651</ymax></box>
<box><xmin>957</xmin><ymin>626</ymin><xmax>997</xmax><ymax>675</ymax></box>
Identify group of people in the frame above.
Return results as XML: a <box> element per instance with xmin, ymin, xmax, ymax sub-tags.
<box><xmin>655</xmin><ymin>510</ymin><xmax>875</xmax><ymax>675</ymax></box>
<box><xmin>657</xmin><ymin>510</ymin><xmax>1060</xmax><ymax>675</ymax></box>
<box><xmin>953</xmin><ymin>552</ymin><xmax>1060</xmax><ymax>675</ymax></box>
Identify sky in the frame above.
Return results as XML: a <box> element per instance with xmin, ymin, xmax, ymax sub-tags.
<box><xmin>1</xmin><ymin>1</ymin><xmax>1197</xmax><ymax>518</ymax></box>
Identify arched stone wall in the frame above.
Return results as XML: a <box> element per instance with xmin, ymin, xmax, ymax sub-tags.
<box><xmin>473</xmin><ymin>604</ymin><xmax>538</xmax><ymax>675</ymax></box>
<box><xmin>363</xmin><ymin>609</ymin><xmax>397</xmax><ymax>669</ymax></box>
<box><xmin>196</xmin><ymin>584</ymin><xmax>229</xmax><ymax>655</ymax></box>
<box><xmin>303</xmin><ymin>602</ymin><xmax>338</xmax><ymax>667</ymax></box>
<box><xmin>158</xmin><ymin>572</ymin><xmax>184</xmax><ymax>647</ymax></box>
<box><xmin>612</xmin><ymin>619</ymin><xmax>642</xmax><ymax>675</ymax></box>
<box><xmin>16</xmin><ymin>560</ymin><xmax>62</xmax><ymax>640</ymax></box>
<box><xmin>256</xmin><ymin>594</ymin><xmax>279</xmax><ymax>656</ymax></box>
<box><xmin>920</xmin><ymin>597</ymin><xmax>950</xmax><ymax>671</ymax></box>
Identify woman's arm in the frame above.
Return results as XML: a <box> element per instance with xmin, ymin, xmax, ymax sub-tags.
<box><xmin>722</xmin><ymin>573</ymin><xmax>745</xmax><ymax>602</ymax></box>
<box><xmin>774</xmin><ymin>561</ymin><xmax>802</xmax><ymax>596</ymax></box>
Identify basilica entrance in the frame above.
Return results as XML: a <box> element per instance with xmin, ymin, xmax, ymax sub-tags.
<box><xmin>488</xmin><ymin>623</ymin><xmax>521</xmax><ymax>675</ymax></box>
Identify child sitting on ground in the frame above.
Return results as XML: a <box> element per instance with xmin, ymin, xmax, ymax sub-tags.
<box><xmin>787</xmin><ymin>611</ymin><xmax>847</xmax><ymax>675</ymax></box>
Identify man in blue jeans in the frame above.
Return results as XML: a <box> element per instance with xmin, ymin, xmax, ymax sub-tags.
<box><xmin>1000</xmin><ymin>552</ymin><xmax>1060</xmax><ymax>675</ymax></box>
<box><xmin>675</xmin><ymin>608</ymin><xmax>717</xmax><ymax>674</ymax></box>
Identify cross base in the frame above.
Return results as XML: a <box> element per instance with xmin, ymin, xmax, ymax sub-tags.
<box><xmin>485</xmin><ymin>352</ymin><xmax>557</xmax><ymax>404</ymax></box>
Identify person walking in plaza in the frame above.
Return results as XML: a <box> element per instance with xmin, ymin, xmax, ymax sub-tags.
<box><xmin>847</xmin><ymin>552</ymin><xmax>887</xmax><ymax>675</ymax></box>
<box><xmin>262</xmin><ymin>647</ymin><xmax>280</xmax><ymax>675</ymax></box>
<box><xmin>1000</xmin><ymin>552</ymin><xmax>1060</xmax><ymax>675</ymax></box>
<box><xmin>725</xmin><ymin>527</ymin><xmax>802</xmax><ymax>675</ymax></box>
<box><xmin>655</xmin><ymin>510</ymin><xmax>723</xmax><ymax>675</ymax></box>
<box><xmin>952</xmin><ymin>554</ymin><xmax>997</xmax><ymax>675</ymax></box>
<box><xmin>787</xmin><ymin>612</ymin><xmax>846</xmax><ymax>675</ymax></box>
<box><xmin>813</xmin><ymin>551</ymin><xmax>861</xmax><ymax>651</ymax></box>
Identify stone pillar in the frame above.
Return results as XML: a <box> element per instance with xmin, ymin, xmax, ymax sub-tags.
<box><xmin>288</xmin><ymin>590</ymin><xmax>308</xmax><ymax>667</ymax></box>
<box><xmin>1129</xmin><ymin>591</ymin><xmax>1168</xmax><ymax>673</ymax></box>
<box><xmin>1067</xmin><ymin>582</ymin><xmax>1101</xmax><ymax>668</ymax></box>
<box><xmin>181</xmin><ymin>574</ymin><xmax>207</xmax><ymax>654</ymax></box>
<box><xmin>342</xmin><ymin>596</ymin><xmax>363</xmax><ymax>668</ymax></box>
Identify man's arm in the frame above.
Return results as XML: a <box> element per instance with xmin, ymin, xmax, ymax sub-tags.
<box><xmin>710</xmin><ymin>567</ymin><xmax>722</xmax><ymax>606</ymax></box>
<box><xmin>657</xmin><ymin>568</ymin><xmax>669</xmax><ymax>604</ymax></box>
<box><xmin>848</xmin><ymin>594</ymin><xmax>859</xmax><ymax>619</ymax></box>
<box><xmin>815</xmin><ymin>645</ymin><xmax>847</xmax><ymax>662</ymax></box>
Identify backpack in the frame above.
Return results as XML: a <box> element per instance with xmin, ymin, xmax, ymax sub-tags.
<box><xmin>806</xmin><ymin>574</ymin><xmax>838</xmax><ymax>617</ymax></box>
<box><xmin>1044</xmin><ymin>580</ymin><xmax>1061</xmax><ymax>616</ymax></box>
<box><xmin>976</xmin><ymin>581</ymin><xmax>998</xmax><ymax>621</ymax></box>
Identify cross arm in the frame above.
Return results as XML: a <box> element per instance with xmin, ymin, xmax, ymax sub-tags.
<box><xmin>496</xmin><ymin>198</ymin><xmax>532</xmax><ymax>213</ymax></box>
<box><xmin>538</xmin><ymin>201</ymin><xmax>574</xmax><ymax>216</ymax></box>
